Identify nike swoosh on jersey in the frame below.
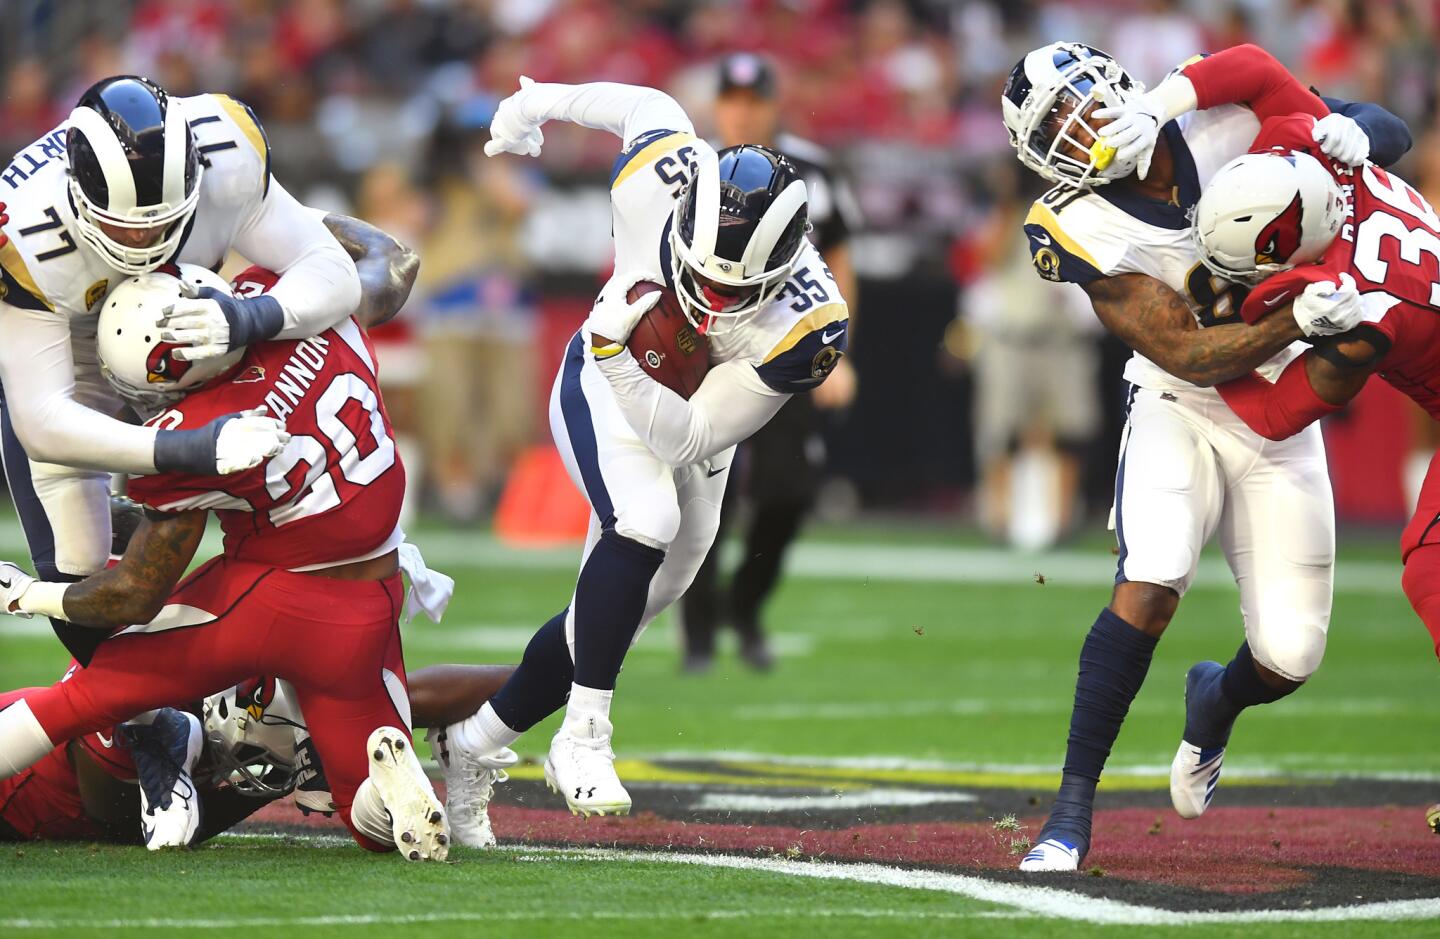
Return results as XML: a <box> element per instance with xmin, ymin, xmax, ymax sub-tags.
<box><xmin>821</xmin><ymin>327</ymin><xmax>846</xmax><ymax>344</ymax></box>
<box><xmin>1032</xmin><ymin>231</ymin><xmax>1053</xmax><ymax>246</ymax></box>
<box><xmin>1263</xmin><ymin>294</ymin><xmax>1289</xmax><ymax>308</ymax></box>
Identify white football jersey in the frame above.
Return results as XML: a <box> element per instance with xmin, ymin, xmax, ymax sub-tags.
<box><xmin>1023</xmin><ymin>105</ymin><xmax>1304</xmax><ymax>392</ymax></box>
<box><xmin>0</xmin><ymin>93</ymin><xmax>271</xmax><ymax>318</ymax></box>
<box><xmin>608</xmin><ymin>127</ymin><xmax>849</xmax><ymax>393</ymax></box>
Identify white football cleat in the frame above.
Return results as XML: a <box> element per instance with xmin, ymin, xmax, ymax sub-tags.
<box><xmin>123</xmin><ymin>708</ymin><xmax>204</xmax><ymax>850</ymax></box>
<box><xmin>1170</xmin><ymin>740</ymin><xmax>1225</xmax><ymax>819</ymax></box>
<box><xmin>366</xmin><ymin>727</ymin><xmax>449</xmax><ymax>861</ymax></box>
<box><xmin>1018</xmin><ymin>837</ymin><xmax>1081</xmax><ymax>872</ymax></box>
<box><xmin>426</xmin><ymin>725</ymin><xmax>517</xmax><ymax>848</ymax></box>
<box><xmin>544</xmin><ymin>713</ymin><xmax>631</xmax><ymax>818</ymax></box>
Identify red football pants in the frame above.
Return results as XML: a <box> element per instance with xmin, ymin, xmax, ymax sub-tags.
<box><xmin>19</xmin><ymin>557</ymin><xmax>410</xmax><ymax>848</ymax></box>
<box><xmin>1401</xmin><ymin>448</ymin><xmax>1440</xmax><ymax>661</ymax></box>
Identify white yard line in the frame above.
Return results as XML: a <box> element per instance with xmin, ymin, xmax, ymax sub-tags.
<box><xmin>0</xmin><ymin>909</ymin><xmax>1026</xmax><ymax>931</ymax></box>
<box><xmin>630</xmin><ymin>748</ymin><xmax>1440</xmax><ymax>782</ymax></box>
<box><xmin>531</xmin><ymin>847</ymin><xmax>1440</xmax><ymax>926</ymax></box>
<box><xmin>0</xmin><ymin>519</ymin><xmax>1403</xmax><ymax>592</ymax></box>
<box><xmin>7</xmin><ymin>843</ymin><xmax>1436</xmax><ymax>929</ymax></box>
<box><xmin>691</xmin><ymin>788</ymin><xmax>979</xmax><ymax>811</ymax></box>
<box><xmin>731</xmin><ymin>696</ymin><xmax>1421</xmax><ymax>721</ymax></box>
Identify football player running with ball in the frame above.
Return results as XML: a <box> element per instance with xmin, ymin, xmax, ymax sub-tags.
<box><xmin>0</xmin><ymin>76</ymin><xmax>360</xmax><ymax>666</ymax></box>
<box><xmin>429</xmin><ymin>78</ymin><xmax>849</xmax><ymax>829</ymax></box>
<box><xmin>1002</xmin><ymin>43</ymin><xmax>1411</xmax><ymax>871</ymax></box>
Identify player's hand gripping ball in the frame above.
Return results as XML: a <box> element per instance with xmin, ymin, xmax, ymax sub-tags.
<box><xmin>624</xmin><ymin>281</ymin><xmax>711</xmax><ymax>399</ymax></box>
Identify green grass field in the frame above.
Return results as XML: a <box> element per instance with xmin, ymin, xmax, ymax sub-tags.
<box><xmin>2</xmin><ymin>518</ymin><xmax>1437</xmax><ymax>935</ymax></box>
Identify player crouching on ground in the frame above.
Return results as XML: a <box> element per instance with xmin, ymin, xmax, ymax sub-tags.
<box><xmin>0</xmin><ymin>261</ymin><xmax>451</xmax><ymax>859</ymax></box>
<box><xmin>425</xmin><ymin>78</ymin><xmax>849</xmax><ymax>825</ymax></box>
<box><xmin>0</xmin><ymin>662</ymin><xmax>516</xmax><ymax>847</ymax></box>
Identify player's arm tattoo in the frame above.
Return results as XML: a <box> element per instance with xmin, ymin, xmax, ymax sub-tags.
<box><xmin>61</xmin><ymin>510</ymin><xmax>207</xmax><ymax>629</ymax></box>
<box><xmin>1083</xmin><ymin>273</ymin><xmax>1304</xmax><ymax>387</ymax></box>
<box><xmin>1304</xmin><ymin>327</ymin><xmax>1390</xmax><ymax>406</ymax></box>
<box><xmin>322</xmin><ymin>213</ymin><xmax>420</xmax><ymax>329</ymax></box>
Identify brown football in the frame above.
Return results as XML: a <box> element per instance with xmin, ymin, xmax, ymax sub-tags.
<box><xmin>625</xmin><ymin>280</ymin><xmax>710</xmax><ymax>399</ymax></box>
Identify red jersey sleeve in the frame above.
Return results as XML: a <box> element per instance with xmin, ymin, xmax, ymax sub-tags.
<box><xmin>1251</xmin><ymin>113</ymin><xmax>1325</xmax><ymax>158</ymax></box>
<box><xmin>125</xmin><ymin>373</ymin><xmax>268</xmax><ymax>514</ymax></box>
<box><xmin>1239</xmin><ymin>265</ymin><xmax>1337</xmax><ymax>324</ymax></box>
<box><xmin>1181</xmin><ymin>45</ymin><xmax>1328</xmax><ymax>123</ymax></box>
<box><xmin>1216</xmin><ymin>354</ymin><xmax>1343</xmax><ymax>440</ymax></box>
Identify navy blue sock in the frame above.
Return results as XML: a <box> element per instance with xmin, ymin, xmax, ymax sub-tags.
<box><xmin>1184</xmin><ymin>642</ymin><xmax>1297</xmax><ymax>749</ymax></box>
<box><xmin>1045</xmin><ymin>608</ymin><xmax>1158</xmax><ymax>848</ymax></box>
<box><xmin>572</xmin><ymin>529</ymin><xmax>666</xmax><ymax>690</ymax></box>
<box><xmin>487</xmin><ymin>611</ymin><xmax>574</xmax><ymax>732</ymax></box>
<box><xmin>1221</xmin><ymin>642</ymin><xmax>1297</xmax><ymax>706</ymax></box>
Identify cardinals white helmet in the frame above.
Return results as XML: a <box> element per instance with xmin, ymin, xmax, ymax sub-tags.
<box><xmin>1192</xmin><ymin>150</ymin><xmax>1347</xmax><ymax>285</ymax></box>
<box><xmin>97</xmin><ymin>263</ymin><xmax>244</xmax><ymax>412</ymax></box>
<box><xmin>1001</xmin><ymin>42</ymin><xmax>1144</xmax><ymax>188</ymax></box>
<box><xmin>201</xmin><ymin>676</ymin><xmax>335</xmax><ymax>815</ymax></box>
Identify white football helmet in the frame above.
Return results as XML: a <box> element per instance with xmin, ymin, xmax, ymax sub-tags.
<box><xmin>1192</xmin><ymin>150</ymin><xmax>1347</xmax><ymax>285</ymax></box>
<box><xmin>668</xmin><ymin>144</ymin><xmax>808</xmax><ymax>336</ymax></box>
<box><xmin>202</xmin><ymin>676</ymin><xmax>335</xmax><ymax>814</ymax></box>
<box><xmin>1001</xmin><ymin>42</ymin><xmax>1144</xmax><ymax>188</ymax></box>
<box><xmin>97</xmin><ymin>263</ymin><xmax>243</xmax><ymax>412</ymax></box>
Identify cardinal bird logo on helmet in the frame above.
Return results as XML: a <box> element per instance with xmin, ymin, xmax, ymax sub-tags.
<box><xmin>145</xmin><ymin>341</ymin><xmax>193</xmax><ymax>384</ymax></box>
<box><xmin>1255</xmin><ymin>193</ymin><xmax>1305</xmax><ymax>267</ymax></box>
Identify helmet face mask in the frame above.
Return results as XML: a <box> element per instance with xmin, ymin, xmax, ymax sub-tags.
<box><xmin>201</xmin><ymin>677</ymin><xmax>308</xmax><ymax>799</ymax></box>
<box><xmin>668</xmin><ymin>144</ymin><xmax>809</xmax><ymax>336</ymax></box>
<box><xmin>1002</xmin><ymin>42</ymin><xmax>1143</xmax><ymax>188</ymax></box>
<box><xmin>66</xmin><ymin>76</ymin><xmax>203</xmax><ymax>276</ymax></box>
<box><xmin>97</xmin><ymin>263</ymin><xmax>243</xmax><ymax>413</ymax></box>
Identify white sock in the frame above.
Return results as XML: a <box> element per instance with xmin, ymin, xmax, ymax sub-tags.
<box><xmin>563</xmin><ymin>684</ymin><xmax>613</xmax><ymax>731</ymax></box>
<box><xmin>454</xmin><ymin>702</ymin><xmax>521</xmax><ymax>756</ymax></box>
<box><xmin>0</xmin><ymin>700</ymin><xmax>57</xmax><ymax>779</ymax></box>
<box><xmin>349</xmin><ymin>777</ymin><xmax>395</xmax><ymax>847</ymax></box>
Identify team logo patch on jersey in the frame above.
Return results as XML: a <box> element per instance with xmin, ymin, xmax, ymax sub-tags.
<box><xmin>85</xmin><ymin>279</ymin><xmax>110</xmax><ymax>311</ymax></box>
<box><xmin>1033</xmin><ymin>247</ymin><xmax>1062</xmax><ymax>282</ymax></box>
<box><xmin>1255</xmin><ymin>194</ymin><xmax>1304</xmax><ymax>266</ymax></box>
<box><xmin>145</xmin><ymin>342</ymin><xmax>193</xmax><ymax>384</ymax></box>
<box><xmin>811</xmin><ymin>345</ymin><xmax>841</xmax><ymax>380</ymax></box>
<box><xmin>233</xmin><ymin>365</ymin><xmax>267</xmax><ymax>383</ymax></box>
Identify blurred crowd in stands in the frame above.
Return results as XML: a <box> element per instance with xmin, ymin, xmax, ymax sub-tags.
<box><xmin>4</xmin><ymin>0</ymin><xmax>1437</xmax><ymax>539</ymax></box>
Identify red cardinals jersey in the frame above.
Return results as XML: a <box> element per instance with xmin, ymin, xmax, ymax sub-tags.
<box><xmin>1240</xmin><ymin>114</ymin><xmax>1440</xmax><ymax>418</ymax></box>
<box><xmin>127</xmin><ymin>266</ymin><xmax>405</xmax><ymax>570</ymax></box>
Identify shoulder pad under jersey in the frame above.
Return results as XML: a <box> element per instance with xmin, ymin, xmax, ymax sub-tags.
<box><xmin>187</xmin><ymin>93</ymin><xmax>272</xmax><ymax>200</ymax></box>
<box><xmin>1023</xmin><ymin>189</ymin><xmax>1133</xmax><ymax>285</ymax></box>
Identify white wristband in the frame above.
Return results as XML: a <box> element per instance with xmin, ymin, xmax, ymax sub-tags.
<box><xmin>18</xmin><ymin>581</ymin><xmax>69</xmax><ymax>620</ymax></box>
<box><xmin>1145</xmin><ymin>74</ymin><xmax>1199</xmax><ymax>123</ymax></box>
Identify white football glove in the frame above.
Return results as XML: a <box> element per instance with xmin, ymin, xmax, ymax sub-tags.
<box><xmin>0</xmin><ymin>562</ymin><xmax>36</xmax><ymax>618</ymax></box>
<box><xmin>1312</xmin><ymin>113</ymin><xmax>1369</xmax><ymax>166</ymax></box>
<box><xmin>1291</xmin><ymin>273</ymin><xmax>1364</xmax><ymax>338</ymax></box>
<box><xmin>1092</xmin><ymin>95</ymin><xmax>1165</xmax><ymax>180</ymax></box>
<box><xmin>215</xmin><ymin>407</ymin><xmax>290</xmax><ymax>475</ymax></box>
<box><xmin>158</xmin><ymin>279</ymin><xmax>230</xmax><ymax>362</ymax></box>
<box><xmin>585</xmin><ymin>270</ymin><xmax>663</xmax><ymax>352</ymax></box>
<box><xmin>484</xmin><ymin>76</ymin><xmax>546</xmax><ymax>158</ymax></box>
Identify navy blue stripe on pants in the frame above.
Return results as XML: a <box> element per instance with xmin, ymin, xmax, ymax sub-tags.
<box><xmin>558</xmin><ymin>332</ymin><xmax>616</xmax><ymax>529</ymax></box>
<box><xmin>1113</xmin><ymin>384</ymin><xmax>1138</xmax><ymax>585</ymax></box>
